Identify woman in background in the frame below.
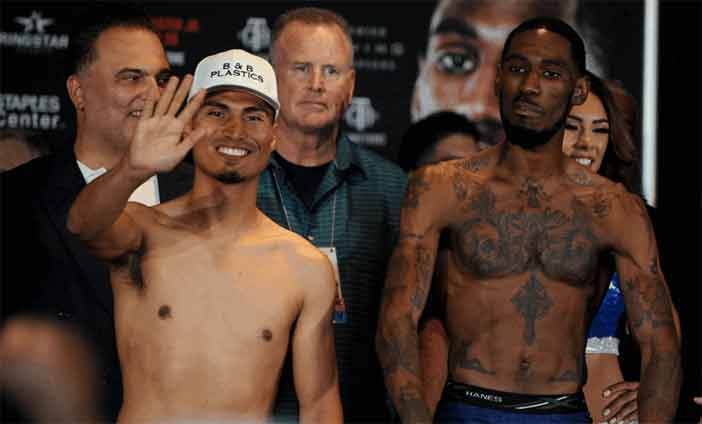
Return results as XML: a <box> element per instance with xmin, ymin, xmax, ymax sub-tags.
<box><xmin>563</xmin><ymin>71</ymin><xmax>679</xmax><ymax>423</ymax></box>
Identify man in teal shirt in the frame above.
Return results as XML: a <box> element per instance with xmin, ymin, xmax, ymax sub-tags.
<box><xmin>256</xmin><ymin>7</ymin><xmax>407</xmax><ymax>423</ymax></box>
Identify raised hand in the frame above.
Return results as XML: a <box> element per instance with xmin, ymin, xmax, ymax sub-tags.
<box><xmin>126</xmin><ymin>74</ymin><xmax>208</xmax><ymax>177</ymax></box>
<box><xmin>602</xmin><ymin>380</ymin><xmax>639</xmax><ymax>423</ymax></box>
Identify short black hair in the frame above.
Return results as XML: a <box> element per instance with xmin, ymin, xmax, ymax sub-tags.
<box><xmin>398</xmin><ymin>111</ymin><xmax>479</xmax><ymax>171</ymax></box>
<box><xmin>67</xmin><ymin>2</ymin><xmax>156</xmax><ymax>75</ymax></box>
<box><xmin>502</xmin><ymin>16</ymin><xmax>586</xmax><ymax>76</ymax></box>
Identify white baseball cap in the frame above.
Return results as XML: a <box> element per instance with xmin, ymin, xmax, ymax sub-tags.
<box><xmin>188</xmin><ymin>49</ymin><xmax>279</xmax><ymax>114</ymax></box>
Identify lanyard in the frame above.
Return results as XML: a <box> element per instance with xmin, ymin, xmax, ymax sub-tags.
<box><xmin>270</xmin><ymin>162</ymin><xmax>338</xmax><ymax>245</ymax></box>
<box><xmin>270</xmin><ymin>163</ymin><xmax>346</xmax><ymax>322</ymax></box>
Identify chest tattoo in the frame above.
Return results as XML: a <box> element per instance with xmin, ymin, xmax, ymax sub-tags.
<box><xmin>519</xmin><ymin>177</ymin><xmax>552</xmax><ymax>208</ymax></box>
<box><xmin>454</xmin><ymin>188</ymin><xmax>601</xmax><ymax>283</ymax></box>
<box><xmin>511</xmin><ymin>274</ymin><xmax>553</xmax><ymax>345</ymax></box>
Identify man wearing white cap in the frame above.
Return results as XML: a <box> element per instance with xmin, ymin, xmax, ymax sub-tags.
<box><xmin>67</xmin><ymin>49</ymin><xmax>343</xmax><ymax>423</ymax></box>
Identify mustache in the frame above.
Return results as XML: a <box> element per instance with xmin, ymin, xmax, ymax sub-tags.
<box><xmin>212</xmin><ymin>135</ymin><xmax>258</xmax><ymax>152</ymax></box>
<box><xmin>512</xmin><ymin>95</ymin><xmax>544</xmax><ymax>111</ymax></box>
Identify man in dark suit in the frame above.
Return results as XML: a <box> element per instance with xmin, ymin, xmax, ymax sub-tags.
<box><xmin>0</xmin><ymin>4</ymin><xmax>192</xmax><ymax>420</ymax></box>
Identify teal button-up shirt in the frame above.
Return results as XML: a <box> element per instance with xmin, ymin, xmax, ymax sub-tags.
<box><xmin>257</xmin><ymin>134</ymin><xmax>407</xmax><ymax>422</ymax></box>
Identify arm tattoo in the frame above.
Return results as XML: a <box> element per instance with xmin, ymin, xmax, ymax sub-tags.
<box><xmin>398</xmin><ymin>384</ymin><xmax>431</xmax><ymax>423</ymax></box>
<box><xmin>622</xmin><ymin>276</ymin><xmax>674</xmax><ymax>330</ymax></box>
<box><xmin>461</xmin><ymin>156</ymin><xmax>489</xmax><ymax>172</ymax></box>
<box><xmin>638</xmin><ymin>349</ymin><xmax>682</xmax><ymax>421</ymax></box>
<box><xmin>511</xmin><ymin>274</ymin><xmax>553</xmax><ymax>345</ymax></box>
<box><xmin>411</xmin><ymin>246</ymin><xmax>433</xmax><ymax>312</ymax></box>
<box><xmin>379</xmin><ymin>242</ymin><xmax>435</xmax><ymax>422</ymax></box>
<box><xmin>377</xmin><ymin>312</ymin><xmax>421</xmax><ymax>378</ymax></box>
<box><xmin>383</xmin><ymin>250</ymin><xmax>410</xmax><ymax>298</ymax></box>
<box><xmin>403</xmin><ymin>172</ymin><xmax>432</xmax><ymax>210</ymax></box>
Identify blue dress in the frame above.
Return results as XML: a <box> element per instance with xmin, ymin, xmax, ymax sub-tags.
<box><xmin>586</xmin><ymin>273</ymin><xmax>625</xmax><ymax>354</ymax></box>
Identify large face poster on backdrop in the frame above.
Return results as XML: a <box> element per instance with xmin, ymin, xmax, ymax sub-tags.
<box><xmin>1</xmin><ymin>0</ymin><xmax>645</xmax><ymax>162</ymax></box>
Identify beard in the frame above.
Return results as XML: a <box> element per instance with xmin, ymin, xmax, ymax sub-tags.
<box><xmin>499</xmin><ymin>93</ymin><xmax>569</xmax><ymax>150</ymax></box>
<box><xmin>475</xmin><ymin>119</ymin><xmax>505</xmax><ymax>148</ymax></box>
<box><xmin>215</xmin><ymin>171</ymin><xmax>244</xmax><ymax>184</ymax></box>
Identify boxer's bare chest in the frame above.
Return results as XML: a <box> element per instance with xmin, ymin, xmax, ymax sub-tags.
<box><xmin>449</xmin><ymin>176</ymin><xmax>607</xmax><ymax>287</ymax></box>
<box><xmin>112</xmin><ymin>226</ymin><xmax>303</xmax><ymax>334</ymax></box>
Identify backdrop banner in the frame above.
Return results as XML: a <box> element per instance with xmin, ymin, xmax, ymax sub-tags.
<box><xmin>1</xmin><ymin>1</ymin><xmax>645</xmax><ymax>161</ymax></box>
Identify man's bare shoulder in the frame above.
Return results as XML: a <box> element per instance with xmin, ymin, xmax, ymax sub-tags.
<box><xmin>564</xmin><ymin>164</ymin><xmax>615</xmax><ymax>189</ymax></box>
<box><xmin>419</xmin><ymin>147</ymin><xmax>498</xmax><ymax>181</ymax></box>
<box><xmin>123</xmin><ymin>200</ymin><xmax>161</xmax><ymax>222</ymax></box>
<box><xmin>564</xmin><ymin>165</ymin><xmax>631</xmax><ymax>197</ymax></box>
<box><xmin>256</xmin><ymin>213</ymin><xmax>331</xmax><ymax>267</ymax></box>
<box><xmin>564</xmin><ymin>165</ymin><xmax>648</xmax><ymax>227</ymax></box>
<box><xmin>151</xmin><ymin>194</ymin><xmax>191</xmax><ymax>217</ymax></box>
<box><xmin>256</xmin><ymin>213</ymin><xmax>336</xmax><ymax>295</ymax></box>
<box><xmin>456</xmin><ymin>144</ymin><xmax>502</xmax><ymax>177</ymax></box>
<box><xmin>119</xmin><ymin>197</ymin><xmax>190</xmax><ymax>232</ymax></box>
<box><xmin>149</xmin><ymin>195</ymin><xmax>232</xmax><ymax>231</ymax></box>
<box><xmin>406</xmin><ymin>154</ymin><xmax>494</xmax><ymax>206</ymax></box>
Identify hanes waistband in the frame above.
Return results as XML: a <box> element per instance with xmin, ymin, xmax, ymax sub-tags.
<box><xmin>442</xmin><ymin>380</ymin><xmax>587</xmax><ymax>414</ymax></box>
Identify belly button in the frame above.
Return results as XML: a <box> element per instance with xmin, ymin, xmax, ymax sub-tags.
<box><xmin>158</xmin><ymin>305</ymin><xmax>171</xmax><ymax>319</ymax></box>
<box><xmin>261</xmin><ymin>328</ymin><xmax>273</xmax><ymax>342</ymax></box>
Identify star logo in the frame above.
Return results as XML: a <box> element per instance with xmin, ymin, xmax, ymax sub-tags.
<box><xmin>15</xmin><ymin>11</ymin><xmax>55</xmax><ymax>33</ymax></box>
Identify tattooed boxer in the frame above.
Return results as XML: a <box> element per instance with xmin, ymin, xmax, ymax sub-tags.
<box><xmin>378</xmin><ymin>17</ymin><xmax>680</xmax><ymax>424</ymax></box>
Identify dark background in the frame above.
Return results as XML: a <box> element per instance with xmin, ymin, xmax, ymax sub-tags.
<box><xmin>0</xmin><ymin>0</ymin><xmax>648</xmax><ymax>159</ymax></box>
<box><xmin>654</xmin><ymin>1</ymin><xmax>701</xmax><ymax>421</ymax></box>
<box><xmin>1</xmin><ymin>0</ymin><xmax>700</xmax><ymax>421</ymax></box>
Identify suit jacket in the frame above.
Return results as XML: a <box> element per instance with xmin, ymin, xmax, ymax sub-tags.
<box><xmin>0</xmin><ymin>146</ymin><xmax>193</xmax><ymax>420</ymax></box>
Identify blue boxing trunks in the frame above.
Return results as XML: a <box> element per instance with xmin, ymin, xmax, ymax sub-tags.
<box><xmin>435</xmin><ymin>380</ymin><xmax>591</xmax><ymax>423</ymax></box>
